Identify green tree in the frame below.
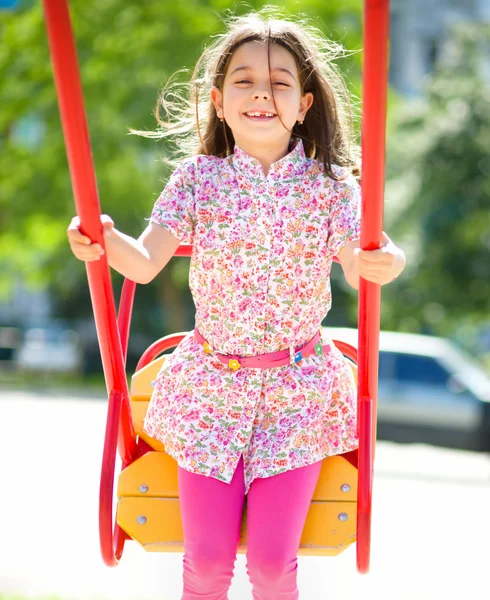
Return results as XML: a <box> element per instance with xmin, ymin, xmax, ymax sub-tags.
<box><xmin>381</xmin><ymin>23</ymin><xmax>490</xmax><ymax>348</ymax></box>
<box><xmin>1</xmin><ymin>0</ymin><xmax>363</xmax><ymax>345</ymax></box>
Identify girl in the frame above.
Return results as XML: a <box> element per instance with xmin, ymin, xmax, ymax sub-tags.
<box><xmin>67</xmin><ymin>9</ymin><xmax>405</xmax><ymax>599</ymax></box>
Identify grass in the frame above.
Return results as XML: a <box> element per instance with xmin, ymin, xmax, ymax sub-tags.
<box><xmin>0</xmin><ymin>369</ymin><xmax>107</xmax><ymax>395</ymax></box>
<box><xmin>0</xmin><ymin>597</ymin><xmax>66</xmax><ymax>600</ymax></box>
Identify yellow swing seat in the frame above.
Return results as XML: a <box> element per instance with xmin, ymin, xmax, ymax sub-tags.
<box><xmin>116</xmin><ymin>349</ymin><xmax>359</xmax><ymax>556</ymax></box>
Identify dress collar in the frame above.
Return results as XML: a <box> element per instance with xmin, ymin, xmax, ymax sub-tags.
<box><xmin>231</xmin><ymin>137</ymin><xmax>306</xmax><ymax>179</ymax></box>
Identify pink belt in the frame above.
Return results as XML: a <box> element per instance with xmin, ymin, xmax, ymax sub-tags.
<box><xmin>193</xmin><ymin>326</ymin><xmax>324</xmax><ymax>370</ymax></box>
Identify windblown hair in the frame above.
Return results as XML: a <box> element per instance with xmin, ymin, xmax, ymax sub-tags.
<box><xmin>134</xmin><ymin>6</ymin><xmax>360</xmax><ymax>179</ymax></box>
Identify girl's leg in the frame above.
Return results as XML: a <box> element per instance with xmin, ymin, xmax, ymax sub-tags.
<box><xmin>245</xmin><ymin>460</ymin><xmax>324</xmax><ymax>600</ymax></box>
<box><xmin>178</xmin><ymin>456</ymin><xmax>246</xmax><ymax>600</ymax></box>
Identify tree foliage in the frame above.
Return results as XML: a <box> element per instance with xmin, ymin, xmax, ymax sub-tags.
<box><xmin>1</xmin><ymin>0</ymin><xmax>362</xmax><ymax>338</ymax></box>
<box><xmin>381</xmin><ymin>23</ymin><xmax>490</xmax><ymax>346</ymax></box>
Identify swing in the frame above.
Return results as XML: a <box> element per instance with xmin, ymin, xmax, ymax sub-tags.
<box><xmin>43</xmin><ymin>0</ymin><xmax>389</xmax><ymax>574</ymax></box>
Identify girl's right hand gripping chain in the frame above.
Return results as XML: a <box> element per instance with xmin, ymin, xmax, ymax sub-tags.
<box><xmin>66</xmin><ymin>214</ymin><xmax>114</xmax><ymax>262</ymax></box>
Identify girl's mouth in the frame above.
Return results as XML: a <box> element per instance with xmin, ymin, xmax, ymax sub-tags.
<box><xmin>243</xmin><ymin>112</ymin><xmax>277</xmax><ymax>121</ymax></box>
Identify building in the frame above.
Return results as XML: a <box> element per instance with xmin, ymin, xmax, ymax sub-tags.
<box><xmin>389</xmin><ymin>0</ymin><xmax>490</xmax><ymax>96</ymax></box>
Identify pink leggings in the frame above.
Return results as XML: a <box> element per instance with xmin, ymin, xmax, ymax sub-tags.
<box><xmin>178</xmin><ymin>455</ymin><xmax>323</xmax><ymax>600</ymax></box>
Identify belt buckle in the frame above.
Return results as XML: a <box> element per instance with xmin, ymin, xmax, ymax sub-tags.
<box><xmin>202</xmin><ymin>338</ymin><xmax>241</xmax><ymax>370</ymax></box>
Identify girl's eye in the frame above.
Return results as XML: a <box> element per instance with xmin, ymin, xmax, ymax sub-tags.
<box><xmin>235</xmin><ymin>80</ymin><xmax>289</xmax><ymax>86</ymax></box>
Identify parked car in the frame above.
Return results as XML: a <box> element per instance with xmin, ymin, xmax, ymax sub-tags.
<box><xmin>0</xmin><ymin>327</ymin><xmax>20</xmax><ymax>368</ymax></box>
<box><xmin>15</xmin><ymin>325</ymin><xmax>83</xmax><ymax>374</ymax></box>
<box><xmin>322</xmin><ymin>327</ymin><xmax>490</xmax><ymax>452</ymax></box>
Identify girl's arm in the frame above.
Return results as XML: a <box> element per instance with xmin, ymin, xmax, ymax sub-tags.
<box><xmin>67</xmin><ymin>215</ymin><xmax>181</xmax><ymax>284</ymax></box>
<box><xmin>337</xmin><ymin>232</ymin><xmax>406</xmax><ymax>290</ymax></box>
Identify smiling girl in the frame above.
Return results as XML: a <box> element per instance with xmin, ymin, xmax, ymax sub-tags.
<box><xmin>67</xmin><ymin>8</ymin><xmax>405</xmax><ymax>599</ymax></box>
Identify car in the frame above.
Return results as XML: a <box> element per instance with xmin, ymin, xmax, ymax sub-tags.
<box><xmin>322</xmin><ymin>327</ymin><xmax>490</xmax><ymax>452</ymax></box>
<box><xmin>0</xmin><ymin>327</ymin><xmax>20</xmax><ymax>367</ymax></box>
<box><xmin>15</xmin><ymin>325</ymin><xmax>83</xmax><ymax>374</ymax></box>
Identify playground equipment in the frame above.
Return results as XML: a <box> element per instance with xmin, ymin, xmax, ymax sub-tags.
<box><xmin>43</xmin><ymin>0</ymin><xmax>389</xmax><ymax>574</ymax></box>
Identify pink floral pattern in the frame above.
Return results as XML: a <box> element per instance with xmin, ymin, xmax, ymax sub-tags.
<box><xmin>144</xmin><ymin>138</ymin><xmax>361</xmax><ymax>494</ymax></box>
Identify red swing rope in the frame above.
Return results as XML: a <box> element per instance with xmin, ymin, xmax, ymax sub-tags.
<box><xmin>42</xmin><ymin>0</ymin><xmax>390</xmax><ymax>572</ymax></box>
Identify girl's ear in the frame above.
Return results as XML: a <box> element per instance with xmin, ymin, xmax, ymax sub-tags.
<box><xmin>300</xmin><ymin>92</ymin><xmax>314</xmax><ymax>119</ymax></box>
<box><xmin>210</xmin><ymin>86</ymin><xmax>223</xmax><ymax>116</ymax></box>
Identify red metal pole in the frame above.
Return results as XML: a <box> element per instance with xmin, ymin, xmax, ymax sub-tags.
<box><xmin>357</xmin><ymin>0</ymin><xmax>390</xmax><ymax>574</ymax></box>
<box><xmin>42</xmin><ymin>0</ymin><xmax>140</xmax><ymax>566</ymax></box>
<box><xmin>118</xmin><ymin>279</ymin><xmax>137</xmax><ymax>363</ymax></box>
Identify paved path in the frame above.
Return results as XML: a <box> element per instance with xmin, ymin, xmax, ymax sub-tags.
<box><xmin>1</xmin><ymin>390</ymin><xmax>489</xmax><ymax>600</ymax></box>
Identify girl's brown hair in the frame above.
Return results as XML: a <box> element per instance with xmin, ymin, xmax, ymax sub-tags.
<box><xmin>135</xmin><ymin>6</ymin><xmax>360</xmax><ymax>180</ymax></box>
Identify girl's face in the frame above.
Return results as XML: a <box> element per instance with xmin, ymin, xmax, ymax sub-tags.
<box><xmin>211</xmin><ymin>41</ymin><xmax>313</xmax><ymax>151</ymax></box>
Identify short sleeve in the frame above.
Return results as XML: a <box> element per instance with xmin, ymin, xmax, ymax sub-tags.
<box><xmin>327</xmin><ymin>169</ymin><xmax>361</xmax><ymax>257</ymax></box>
<box><xmin>149</xmin><ymin>158</ymin><xmax>197</xmax><ymax>244</ymax></box>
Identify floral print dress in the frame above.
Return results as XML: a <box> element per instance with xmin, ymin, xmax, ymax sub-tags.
<box><xmin>143</xmin><ymin>137</ymin><xmax>361</xmax><ymax>494</ymax></box>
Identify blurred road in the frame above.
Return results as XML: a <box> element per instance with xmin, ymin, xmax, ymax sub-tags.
<box><xmin>1</xmin><ymin>389</ymin><xmax>489</xmax><ymax>600</ymax></box>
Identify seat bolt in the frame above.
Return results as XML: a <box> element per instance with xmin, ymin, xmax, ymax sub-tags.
<box><xmin>338</xmin><ymin>512</ymin><xmax>348</xmax><ymax>522</ymax></box>
<box><xmin>137</xmin><ymin>515</ymin><xmax>147</xmax><ymax>525</ymax></box>
<box><xmin>341</xmin><ymin>484</ymin><xmax>351</xmax><ymax>493</ymax></box>
<box><xmin>140</xmin><ymin>484</ymin><xmax>149</xmax><ymax>493</ymax></box>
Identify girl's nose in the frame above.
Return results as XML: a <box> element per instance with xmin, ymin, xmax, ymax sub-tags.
<box><xmin>253</xmin><ymin>89</ymin><xmax>271</xmax><ymax>99</ymax></box>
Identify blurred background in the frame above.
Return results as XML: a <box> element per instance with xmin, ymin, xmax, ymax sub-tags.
<box><xmin>0</xmin><ymin>1</ymin><xmax>490</xmax><ymax>599</ymax></box>
<box><xmin>1</xmin><ymin>0</ymin><xmax>489</xmax><ymax>448</ymax></box>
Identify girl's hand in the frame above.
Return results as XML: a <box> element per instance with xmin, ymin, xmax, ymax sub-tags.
<box><xmin>353</xmin><ymin>232</ymin><xmax>406</xmax><ymax>285</ymax></box>
<box><xmin>66</xmin><ymin>214</ymin><xmax>114</xmax><ymax>262</ymax></box>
